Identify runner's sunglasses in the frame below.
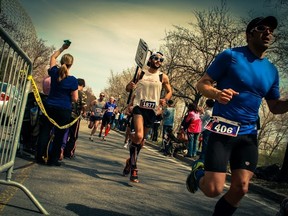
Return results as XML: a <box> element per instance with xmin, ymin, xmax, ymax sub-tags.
<box><xmin>152</xmin><ymin>56</ymin><xmax>164</xmax><ymax>62</ymax></box>
<box><xmin>251</xmin><ymin>25</ymin><xmax>274</xmax><ymax>33</ymax></box>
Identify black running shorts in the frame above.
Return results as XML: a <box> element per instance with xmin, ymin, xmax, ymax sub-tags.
<box><xmin>132</xmin><ymin>106</ymin><xmax>156</xmax><ymax>128</ymax></box>
<box><xmin>101</xmin><ymin>115</ymin><xmax>112</xmax><ymax>126</ymax></box>
<box><xmin>89</xmin><ymin>115</ymin><xmax>102</xmax><ymax>122</ymax></box>
<box><xmin>204</xmin><ymin>133</ymin><xmax>258</xmax><ymax>173</ymax></box>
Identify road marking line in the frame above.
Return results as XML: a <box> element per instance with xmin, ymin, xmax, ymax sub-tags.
<box><xmin>143</xmin><ymin>145</ymin><xmax>191</xmax><ymax>170</ymax></box>
<box><xmin>114</xmin><ymin>132</ymin><xmax>279</xmax><ymax>212</ymax></box>
<box><xmin>144</xmin><ymin>143</ymin><xmax>278</xmax><ymax>212</ymax></box>
<box><xmin>244</xmin><ymin>194</ymin><xmax>278</xmax><ymax>211</ymax></box>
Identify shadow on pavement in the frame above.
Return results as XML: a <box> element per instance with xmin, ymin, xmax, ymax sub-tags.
<box><xmin>66</xmin><ymin>203</ymin><xmax>130</xmax><ymax>216</ymax></box>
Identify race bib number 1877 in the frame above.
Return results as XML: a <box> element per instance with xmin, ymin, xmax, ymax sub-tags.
<box><xmin>139</xmin><ymin>99</ymin><xmax>156</xmax><ymax>109</ymax></box>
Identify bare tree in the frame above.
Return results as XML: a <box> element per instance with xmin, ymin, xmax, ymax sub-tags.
<box><xmin>262</xmin><ymin>0</ymin><xmax>288</xmax><ymax>182</ymax></box>
<box><xmin>1</xmin><ymin>0</ymin><xmax>54</xmax><ymax>90</ymax></box>
<box><xmin>162</xmin><ymin>0</ymin><xmax>245</xmax><ymax>105</ymax></box>
<box><xmin>258</xmin><ymin>102</ymin><xmax>288</xmax><ymax>158</ymax></box>
<box><xmin>103</xmin><ymin>67</ymin><xmax>135</xmax><ymax>111</ymax></box>
<box><xmin>83</xmin><ymin>86</ymin><xmax>95</xmax><ymax>112</ymax></box>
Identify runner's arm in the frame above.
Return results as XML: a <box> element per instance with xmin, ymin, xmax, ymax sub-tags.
<box><xmin>50</xmin><ymin>43</ymin><xmax>70</xmax><ymax>68</ymax></box>
<box><xmin>196</xmin><ymin>73</ymin><xmax>238</xmax><ymax>104</ymax></box>
<box><xmin>266</xmin><ymin>98</ymin><xmax>288</xmax><ymax>114</ymax></box>
<box><xmin>125</xmin><ymin>68</ymin><xmax>141</xmax><ymax>92</ymax></box>
<box><xmin>160</xmin><ymin>73</ymin><xmax>172</xmax><ymax>106</ymax></box>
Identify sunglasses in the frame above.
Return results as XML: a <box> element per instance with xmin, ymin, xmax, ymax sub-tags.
<box><xmin>100</xmin><ymin>95</ymin><xmax>105</xmax><ymax>97</ymax></box>
<box><xmin>152</xmin><ymin>56</ymin><xmax>164</xmax><ymax>62</ymax></box>
<box><xmin>251</xmin><ymin>25</ymin><xmax>274</xmax><ymax>33</ymax></box>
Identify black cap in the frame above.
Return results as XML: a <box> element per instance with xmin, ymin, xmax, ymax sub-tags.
<box><xmin>77</xmin><ymin>78</ymin><xmax>85</xmax><ymax>87</ymax></box>
<box><xmin>246</xmin><ymin>16</ymin><xmax>278</xmax><ymax>33</ymax></box>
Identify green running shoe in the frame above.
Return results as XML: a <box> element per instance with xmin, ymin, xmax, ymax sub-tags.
<box><xmin>186</xmin><ymin>161</ymin><xmax>204</xmax><ymax>193</ymax></box>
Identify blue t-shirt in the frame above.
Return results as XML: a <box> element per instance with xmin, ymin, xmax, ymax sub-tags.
<box><xmin>163</xmin><ymin>107</ymin><xmax>175</xmax><ymax>127</ymax></box>
<box><xmin>46</xmin><ymin>66</ymin><xmax>78</xmax><ymax>110</ymax></box>
<box><xmin>207</xmin><ymin>46</ymin><xmax>280</xmax><ymax>135</ymax></box>
<box><xmin>103</xmin><ymin>102</ymin><xmax>117</xmax><ymax>117</ymax></box>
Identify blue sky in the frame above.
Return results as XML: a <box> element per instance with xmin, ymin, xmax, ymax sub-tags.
<box><xmin>19</xmin><ymin>0</ymin><xmax>277</xmax><ymax>96</ymax></box>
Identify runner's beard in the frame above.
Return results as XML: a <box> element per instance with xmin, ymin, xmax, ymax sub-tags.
<box><xmin>150</xmin><ymin>61</ymin><xmax>161</xmax><ymax>69</ymax></box>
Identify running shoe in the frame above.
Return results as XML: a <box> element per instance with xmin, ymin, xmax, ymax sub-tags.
<box><xmin>89</xmin><ymin>137</ymin><xmax>93</xmax><ymax>141</ymax></box>
<box><xmin>59</xmin><ymin>148</ymin><xmax>64</xmax><ymax>161</ymax></box>
<box><xmin>98</xmin><ymin>133</ymin><xmax>101</xmax><ymax>138</ymax></box>
<box><xmin>276</xmin><ymin>198</ymin><xmax>288</xmax><ymax>216</ymax></box>
<box><xmin>186</xmin><ymin>161</ymin><xmax>204</xmax><ymax>193</ymax></box>
<box><xmin>124</xmin><ymin>139</ymin><xmax>132</xmax><ymax>149</ymax></box>
<box><xmin>102</xmin><ymin>136</ymin><xmax>106</xmax><ymax>141</ymax></box>
<box><xmin>130</xmin><ymin>168</ymin><xmax>139</xmax><ymax>183</ymax></box>
<box><xmin>122</xmin><ymin>158</ymin><xmax>131</xmax><ymax>176</ymax></box>
<box><xmin>123</xmin><ymin>142</ymin><xmax>129</xmax><ymax>148</ymax></box>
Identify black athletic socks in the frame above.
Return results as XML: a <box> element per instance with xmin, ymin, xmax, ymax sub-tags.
<box><xmin>213</xmin><ymin>196</ymin><xmax>237</xmax><ymax>216</ymax></box>
<box><xmin>129</xmin><ymin>142</ymin><xmax>139</xmax><ymax>167</ymax></box>
<box><xmin>136</xmin><ymin>143</ymin><xmax>142</xmax><ymax>155</ymax></box>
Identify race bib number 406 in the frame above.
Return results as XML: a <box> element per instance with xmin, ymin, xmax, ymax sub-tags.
<box><xmin>204</xmin><ymin>116</ymin><xmax>240</xmax><ymax>137</ymax></box>
<box><xmin>139</xmin><ymin>99</ymin><xmax>156</xmax><ymax>109</ymax></box>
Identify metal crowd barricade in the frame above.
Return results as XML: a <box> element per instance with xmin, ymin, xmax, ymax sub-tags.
<box><xmin>0</xmin><ymin>26</ymin><xmax>48</xmax><ymax>214</ymax></box>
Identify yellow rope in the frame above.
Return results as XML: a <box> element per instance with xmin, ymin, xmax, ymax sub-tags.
<box><xmin>27</xmin><ymin>75</ymin><xmax>80</xmax><ymax>129</ymax></box>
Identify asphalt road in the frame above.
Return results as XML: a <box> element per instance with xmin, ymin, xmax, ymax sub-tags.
<box><xmin>0</xmin><ymin>121</ymin><xmax>282</xmax><ymax>216</ymax></box>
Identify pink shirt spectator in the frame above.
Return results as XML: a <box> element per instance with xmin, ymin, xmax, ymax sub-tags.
<box><xmin>186</xmin><ymin>110</ymin><xmax>202</xmax><ymax>133</ymax></box>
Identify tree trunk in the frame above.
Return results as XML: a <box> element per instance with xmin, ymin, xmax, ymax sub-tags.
<box><xmin>278</xmin><ymin>142</ymin><xmax>288</xmax><ymax>182</ymax></box>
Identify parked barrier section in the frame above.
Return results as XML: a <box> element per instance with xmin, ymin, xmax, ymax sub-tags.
<box><xmin>0</xmin><ymin>26</ymin><xmax>48</xmax><ymax>215</ymax></box>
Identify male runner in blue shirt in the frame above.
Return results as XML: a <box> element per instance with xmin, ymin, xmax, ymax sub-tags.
<box><xmin>99</xmin><ymin>96</ymin><xmax>118</xmax><ymax>140</ymax></box>
<box><xmin>187</xmin><ymin>16</ymin><xmax>288</xmax><ymax>215</ymax></box>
